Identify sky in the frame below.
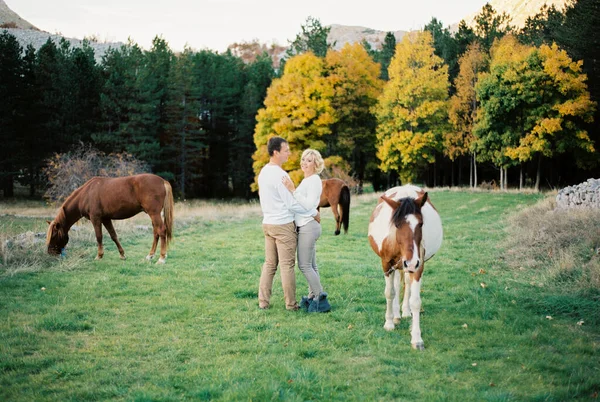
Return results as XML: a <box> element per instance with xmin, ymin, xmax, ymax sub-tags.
<box><xmin>6</xmin><ymin>0</ymin><xmax>490</xmax><ymax>52</ymax></box>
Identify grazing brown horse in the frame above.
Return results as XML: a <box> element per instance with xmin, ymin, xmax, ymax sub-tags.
<box><xmin>319</xmin><ymin>178</ymin><xmax>350</xmax><ymax>235</ymax></box>
<box><xmin>368</xmin><ymin>185</ymin><xmax>443</xmax><ymax>350</ymax></box>
<box><xmin>46</xmin><ymin>174</ymin><xmax>174</xmax><ymax>264</ymax></box>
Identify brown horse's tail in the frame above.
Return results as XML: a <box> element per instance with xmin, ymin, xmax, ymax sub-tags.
<box><xmin>163</xmin><ymin>181</ymin><xmax>174</xmax><ymax>246</ymax></box>
<box><xmin>340</xmin><ymin>185</ymin><xmax>350</xmax><ymax>234</ymax></box>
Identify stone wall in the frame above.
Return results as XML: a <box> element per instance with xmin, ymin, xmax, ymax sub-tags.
<box><xmin>556</xmin><ymin>178</ymin><xmax>600</xmax><ymax>209</ymax></box>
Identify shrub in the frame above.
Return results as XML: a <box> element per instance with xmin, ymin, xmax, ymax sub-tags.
<box><xmin>504</xmin><ymin>195</ymin><xmax>600</xmax><ymax>292</ymax></box>
<box><xmin>43</xmin><ymin>144</ymin><xmax>149</xmax><ymax>205</ymax></box>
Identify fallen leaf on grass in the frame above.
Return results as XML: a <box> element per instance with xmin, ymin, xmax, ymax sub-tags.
<box><xmin>489</xmin><ymin>382</ymin><xmax>495</xmax><ymax>387</ymax></box>
<box><xmin>462</xmin><ymin>323</ymin><xmax>468</xmax><ymax>329</ymax></box>
<box><xmin>348</xmin><ymin>324</ymin><xmax>354</xmax><ymax>330</ymax></box>
<box><xmin>546</xmin><ymin>316</ymin><xmax>553</xmax><ymax>320</ymax></box>
<box><xmin>472</xmin><ymin>363</ymin><xmax>477</xmax><ymax>367</ymax></box>
<box><xmin>577</xmin><ymin>320</ymin><xmax>584</xmax><ymax>326</ymax></box>
<box><xmin>479</xmin><ymin>269</ymin><xmax>486</xmax><ymax>274</ymax></box>
<box><xmin>480</xmin><ymin>282</ymin><xmax>487</xmax><ymax>289</ymax></box>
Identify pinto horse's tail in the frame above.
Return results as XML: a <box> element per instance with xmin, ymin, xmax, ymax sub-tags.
<box><xmin>163</xmin><ymin>181</ymin><xmax>174</xmax><ymax>247</ymax></box>
<box><xmin>340</xmin><ymin>185</ymin><xmax>350</xmax><ymax>234</ymax></box>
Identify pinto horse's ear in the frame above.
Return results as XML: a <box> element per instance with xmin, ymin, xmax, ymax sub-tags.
<box><xmin>416</xmin><ymin>192</ymin><xmax>428</xmax><ymax>208</ymax></box>
<box><xmin>46</xmin><ymin>220</ymin><xmax>52</xmax><ymax>225</ymax></box>
<box><xmin>380</xmin><ymin>194</ymin><xmax>400</xmax><ymax>210</ymax></box>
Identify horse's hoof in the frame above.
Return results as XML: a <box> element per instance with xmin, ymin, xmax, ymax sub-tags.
<box><xmin>412</xmin><ymin>342</ymin><xmax>425</xmax><ymax>350</ymax></box>
<box><xmin>383</xmin><ymin>322</ymin><xmax>395</xmax><ymax>331</ymax></box>
<box><xmin>95</xmin><ymin>256</ymin><xmax>103</xmax><ymax>260</ymax></box>
<box><xmin>334</xmin><ymin>230</ymin><xmax>340</xmax><ymax>236</ymax></box>
<box><xmin>156</xmin><ymin>258</ymin><xmax>166</xmax><ymax>264</ymax></box>
<box><xmin>145</xmin><ymin>255</ymin><xmax>154</xmax><ymax>261</ymax></box>
<box><xmin>393</xmin><ymin>317</ymin><xmax>401</xmax><ymax>325</ymax></box>
<box><xmin>120</xmin><ymin>255</ymin><xmax>126</xmax><ymax>260</ymax></box>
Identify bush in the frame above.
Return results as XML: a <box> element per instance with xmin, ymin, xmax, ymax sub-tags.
<box><xmin>43</xmin><ymin>144</ymin><xmax>149</xmax><ymax>205</ymax></box>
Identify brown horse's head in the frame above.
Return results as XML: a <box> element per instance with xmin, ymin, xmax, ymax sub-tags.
<box><xmin>380</xmin><ymin>192</ymin><xmax>428</xmax><ymax>273</ymax></box>
<box><xmin>46</xmin><ymin>209</ymin><xmax>69</xmax><ymax>255</ymax></box>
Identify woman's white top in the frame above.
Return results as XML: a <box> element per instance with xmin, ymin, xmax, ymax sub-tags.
<box><xmin>292</xmin><ymin>174</ymin><xmax>322</xmax><ymax>227</ymax></box>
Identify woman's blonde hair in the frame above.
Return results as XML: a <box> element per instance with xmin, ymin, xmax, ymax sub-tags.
<box><xmin>301</xmin><ymin>149</ymin><xmax>324</xmax><ymax>174</ymax></box>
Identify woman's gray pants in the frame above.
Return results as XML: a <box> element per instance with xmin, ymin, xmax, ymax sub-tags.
<box><xmin>297</xmin><ymin>219</ymin><xmax>323</xmax><ymax>298</ymax></box>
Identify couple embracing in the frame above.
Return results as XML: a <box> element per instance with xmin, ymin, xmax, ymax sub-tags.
<box><xmin>257</xmin><ymin>136</ymin><xmax>330</xmax><ymax>313</ymax></box>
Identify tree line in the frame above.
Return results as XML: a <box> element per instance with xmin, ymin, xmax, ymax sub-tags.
<box><xmin>1</xmin><ymin>0</ymin><xmax>598</xmax><ymax>199</ymax></box>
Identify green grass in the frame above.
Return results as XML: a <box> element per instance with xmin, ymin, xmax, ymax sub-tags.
<box><xmin>1</xmin><ymin>190</ymin><xmax>599</xmax><ymax>401</ymax></box>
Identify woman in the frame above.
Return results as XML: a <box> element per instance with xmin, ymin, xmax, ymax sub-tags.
<box><xmin>282</xmin><ymin>149</ymin><xmax>330</xmax><ymax>313</ymax></box>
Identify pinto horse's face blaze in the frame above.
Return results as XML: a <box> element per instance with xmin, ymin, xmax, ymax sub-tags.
<box><xmin>380</xmin><ymin>192</ymin><xmax>428</xmax><ymax>274</ymax></box>
<box><xmin>397</xmin><ymin>213</ymin><xmax>423</xmax><ymax>273</ymax></box>
<box><xmin>46</xmin><ymin>221</ymin><xmax>69</xmax><ymax>255</ymax></box>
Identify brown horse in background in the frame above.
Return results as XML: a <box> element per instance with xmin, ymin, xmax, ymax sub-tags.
<box><xmin>46</xmin><ymin>174</ymin><xmax>174</xmax><ymax>264</ymax></box>
<box><xmin>319</xmin><ymin>178</ymin><xmax>350</xmax><ymax>235</ymax></box>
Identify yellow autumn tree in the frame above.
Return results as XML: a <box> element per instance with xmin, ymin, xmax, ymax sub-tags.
<box><xmin>475</xmin><ymin>35</ymin><xmax>596</xmax><ymax>189</ymax></box>
<box><xmin>504</xmin><ymin>42</ymin><xmax>596</xmax><ymax>164</ymax></box>
<box><xmin>251</xmin><ymin>52</ymin><xmax>335</xmax><ymax>190</ymax></box>
<box><xmin>374</xmin><ymin>31</ymin><xmax>449</xmax><ymax>183</ymax></box>
<box><xmin>325</xmin><ymin>43</ymin><xmax>384</xmax><ymax>185</ymax></box>
<box><xmin>447</xmin><ymin>43</ymin><xmax>488</xmax><ymax>187</ymax></box>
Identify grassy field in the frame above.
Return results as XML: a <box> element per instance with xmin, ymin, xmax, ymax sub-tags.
<box><xmin>1</xmin><ymin>190</ymin><xmax>599</xmax><ymax>401</ymax></box>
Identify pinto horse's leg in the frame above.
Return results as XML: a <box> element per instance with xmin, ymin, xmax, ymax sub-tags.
<box><xmin>408</xmin><ymin>271</ymin><xmax>424</xmax><ymax>350</ymax></box>
<box><xmin>402</xmin><ymin>271</ymin><xmax>411</xmax><ymax>318</ymax></box>
<box><xmin>383</xmin><ymin>269</ymin><xmax>396</xmax><ymax>331</ymax></box>
<box><xmin>91</xmin><ymin>218</ymin><xmax>104</xmax><ymax>260</ymax></box>
<box><xmin>393</xmin><ymin>269</ymin><xmax>402</xmax><ymax>324</ymax></box>
<box><xmin>102</xmin><ymin>218</ymin><xmax>126</xmax><ymax>260</ymax></box>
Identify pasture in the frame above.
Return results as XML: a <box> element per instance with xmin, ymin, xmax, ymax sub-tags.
<box><xmin>1</xmin><ymin>190</ymin><xmax>599</xmax><ymax>401</ymax></box>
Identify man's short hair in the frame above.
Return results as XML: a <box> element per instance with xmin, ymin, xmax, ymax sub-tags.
<box><xmin>267</xmin><ymin>136</ymin><xmax>288</xmax><ymax>157</ymax></box>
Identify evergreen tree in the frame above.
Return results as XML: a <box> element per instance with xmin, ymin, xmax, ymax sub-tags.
<box><xmin>163</xmin><ymin>48</ymin><xmax>206</xmax><ymax>198</ymax></box>
<box><xmin>286</xmin><ymin>16</ymin><xmax>333</xmax><ymax>58</ymax></box>
<box><xmin>454</xmin><ymin>20</ymin><xmax>477</xmax><ymax>57</ymax></box>
<box><xmin>0</xmin><ymin>31</ymin><xmax>22</xmax><ymax>196</ymax></box>
<box><xmin>473</xmin><ymin>3</ymin><xmax>514</xmax><ymax>52</ymax></box>
<box><xmin>235</xmin><ymin>53</ymin><xmax>274</xmax><ymax>198</ymax></box>
<box><xmin>518</xmin><ymin>4</ymin><xmax>565</xmax><ymax>47</ymax></box>
<box><xmin>424</xmin><ymin>18</ymin><xmax>459</xmax><ymax>84</ymax></box>
<box><xmin>555</xmin><ymin>0</ymin><xmax>600</xmax><ymax>167</ymax></box>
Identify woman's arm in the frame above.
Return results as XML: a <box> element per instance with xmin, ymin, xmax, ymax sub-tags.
<box><xmin>291</xmin><ymin>176</ymin><xmax>321</xmax><ymax>210</ymax></box>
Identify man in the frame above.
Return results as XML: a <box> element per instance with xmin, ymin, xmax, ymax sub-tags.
<box><xmin>258</xmin><ymin>136</ymin><xmax>319</xmax><ymax>310</ymax></box>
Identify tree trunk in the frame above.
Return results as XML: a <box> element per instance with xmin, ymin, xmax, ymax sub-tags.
<box><xmin>535</xmin><ymin>154</ymin><xmax>542</xmax><ymax>191</ymax></box>
<box><xmin>473</xmin><ymin>152</ymin><xmax>478</xmax><ymax>188</ymax></box>
<box><xmin>519</xmin><ymin>166</ymin><xmax>523</xmax><ymax>190</ymax></box>
<box><xmin>180</xmin><ymin>95</ymin><xmax>186</xmax><ymax>199</ymax></box>
<box><xmin>500</xmin><ymin>167</ymin><xmax>504</xmax><ymax>190</ymax></box>
<box><xmin>2</xmin><ymin>173</ymin><xmax>14</xmax><ymax>197</ymax></box>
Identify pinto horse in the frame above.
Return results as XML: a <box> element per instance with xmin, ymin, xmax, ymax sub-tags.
<box><xmin>368</xmin><ymin>185</ymin><xmax>443</xmax><ymax>350</ymax></box>
<box><xmin>319</xmin><ymin>178</ymin><xmax>350</xmax><ymax>235</ymax></box>
<box><xmin>46</xmin><ymin>174</ymin><xmax>174</xmax><ymax>264</ymax></box>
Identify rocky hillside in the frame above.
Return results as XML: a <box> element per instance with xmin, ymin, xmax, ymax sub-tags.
<box><xmin>327</xmin><ymin>24</ymin><xmax>406</xmax><ymax>50</ymax></box>
<box><xmin>0</xmin><ymin>0</ymin><xmax>36</xmax><ymax>29</ymax></box>
<box><xmin>0</xmin><ymin>0</ymin><xmax>121</xmax><ymax>61</ymax></box>
<box><xmin>1</xmin><ymin>0</ymin><xmax>572</xmax><ymax>62</ymax></box>
<box><xmin>464</xmin><ymin>0</ymin><xmax>570</xmax><ymax>28</ymax></box>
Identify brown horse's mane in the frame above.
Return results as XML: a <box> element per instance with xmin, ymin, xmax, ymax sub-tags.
<box><xmin>50</xmin><ymin>178</ymin><xmax>99</xmax><ymax>230</ymax></box>
<box><xmin>391</xmin><ymin>197</ymin><xmax>420</xmax><ymax>228</ymax></box>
